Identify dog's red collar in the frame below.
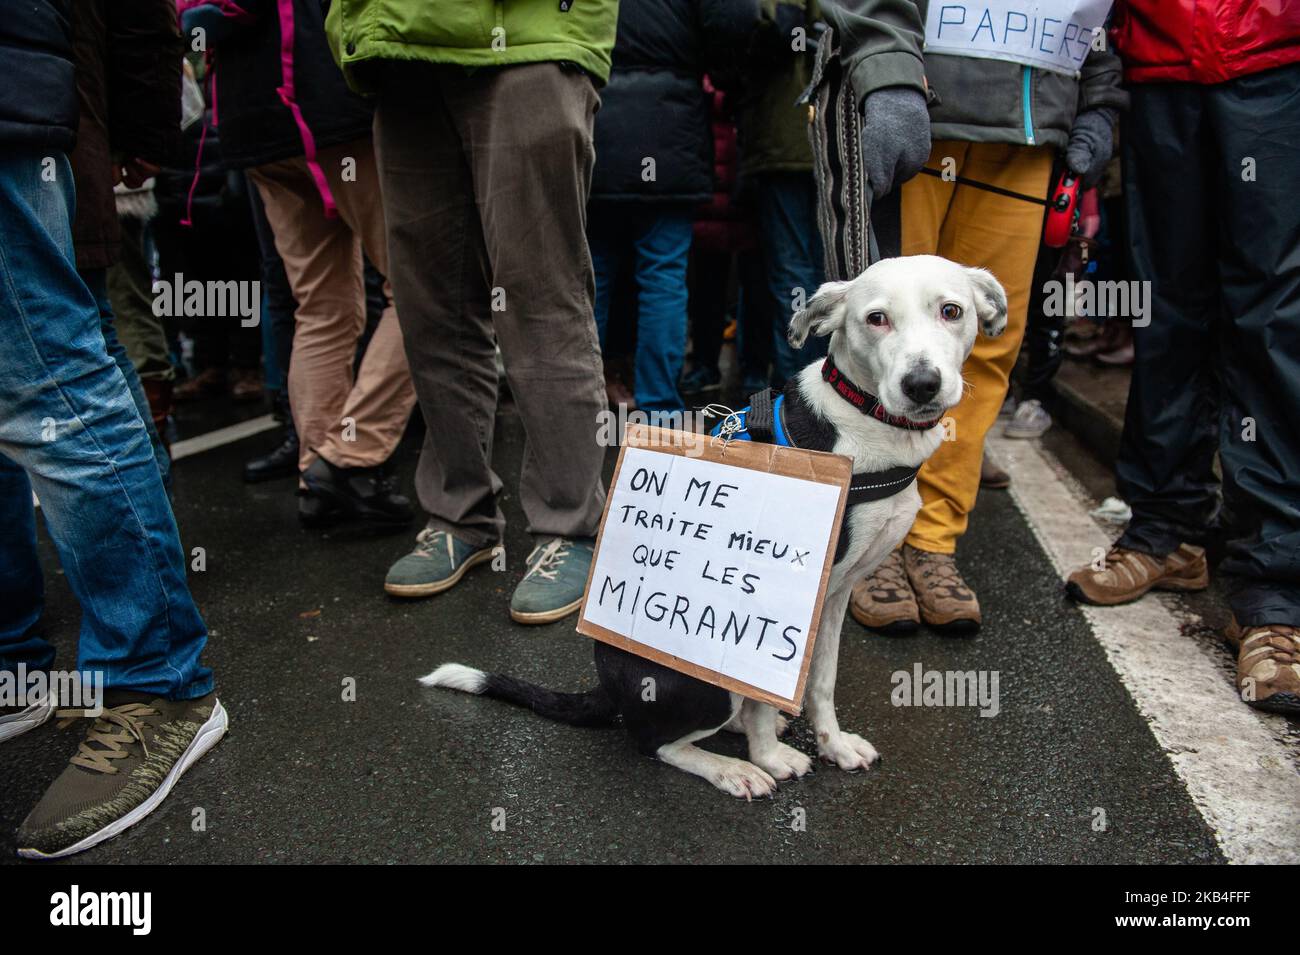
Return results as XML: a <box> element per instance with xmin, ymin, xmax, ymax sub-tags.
<box><xmin>821</xmin><ymin>357</ymin><xmax>942</xmax><ymax>431</ymax></box>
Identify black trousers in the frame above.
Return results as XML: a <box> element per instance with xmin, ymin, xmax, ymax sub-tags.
<box><xmin>1116</xmin><ymin>64</ymin><xmax>1300</xmax><ymax>625</ymax></box>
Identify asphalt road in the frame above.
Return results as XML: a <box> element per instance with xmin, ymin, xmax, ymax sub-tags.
<box><xmin>1</xmin><ymin>404</ymin><xmax>1226</xmax><ymax>864</ymax></box>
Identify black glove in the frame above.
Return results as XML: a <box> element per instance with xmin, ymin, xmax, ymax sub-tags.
<box><xmin>860</xmin><ymin>86</ymin><xmax>931</xmax><ymax>200</ymax></box>
<box><xmin>1066</xmin><ymin>108</ymin><xmax>1118</xmax><ymax>188</ymax></box>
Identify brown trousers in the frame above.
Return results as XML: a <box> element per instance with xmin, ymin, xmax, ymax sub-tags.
<box><xmin>373</xmin><ymin>63</ymin><xmax>608</xmax><ymax>547</ymax></box>
<box><xmin>248</xmin><ymin>137</ymin><xmax>415</xmax><ymax>474</ymax></box>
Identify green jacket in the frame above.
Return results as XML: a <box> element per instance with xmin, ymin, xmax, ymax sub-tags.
<box><xmin>325</xmin><ymin>0</ymin><xmax>619</xmax><ymax>93</ymax></box>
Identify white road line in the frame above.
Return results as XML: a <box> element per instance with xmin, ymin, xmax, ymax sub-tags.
<box><xmin>170</xmin><ymin>414</ymin><xmax>279</xmax><ymax>462</ymax></box>
<box><xmin>991</xmin><ymin>433</ymin><xmax>1300</xmax><ymax>864</ymax></box>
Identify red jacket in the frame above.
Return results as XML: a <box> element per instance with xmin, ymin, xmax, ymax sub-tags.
<box><xmin>1112</xmin><ymin>0</ymin><xmax>1300</xmax><ymax>85</ymax></box>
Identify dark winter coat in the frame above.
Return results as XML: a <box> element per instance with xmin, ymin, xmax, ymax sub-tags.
<box><xmin>0</xmin><ymin>0</ymin><xmax>78</xmax><ymax>151</ymax></box>
<box><xmin>70</xmin><ymin>0</ymin><xmax>183</xmax><ymax>270</ymax></box>
<box><xmin>589</xmin><ymin>0</ymin><xmax>714</xmax><ymax>204</ymax></box>
<box><xmin>182</xmin><ymin>0</ymin><xmax>373</xmax><ymax>170</ymax></box>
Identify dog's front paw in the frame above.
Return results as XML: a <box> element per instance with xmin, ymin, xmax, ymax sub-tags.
<box><xmin>818</xmin><ymin>731</ymin><xmax>881</xmax><ymax>772</ymax></box>
<box><xmin>711</xmin><ymin>757</ymin><xmax>778</xmax><ymax>800</ymax></box>
<box><xmin>751</xmin><ymin>741</ymin><xmax>814</xmax><ymax>781</ymax></box>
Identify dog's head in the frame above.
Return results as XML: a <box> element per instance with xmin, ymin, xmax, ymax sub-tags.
<box><xmin>788</xmin><ymin>255</ymin><xmax>1008</xmax><ymax>422</ymax></box>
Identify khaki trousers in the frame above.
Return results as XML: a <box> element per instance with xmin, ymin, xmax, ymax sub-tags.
<box><xmin>248</xmin><ymin>137</ymin><xmax>415</xmax><ymax>474</ymax></box>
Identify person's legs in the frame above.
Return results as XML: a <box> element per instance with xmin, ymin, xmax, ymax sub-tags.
<box><xmin>109</xmin><ymin>216</ymin><xmax>174</xmax><ymax>440</ymax></box>
<box><xmin>83</xmin><ymin>267</ymin><xmax>171</xmax><ymax>490</ymax></box>
<box><xmin>1113</xmin><ymin>83</ymin><xmax>1221</xmax><ymax>557</ymax></box>
<box><xmin>0</xmin><ymin>454</ymin><xmax>52</xmax><ymax>672</ymax></box>
<box><xmin>686</xmin><ymin>245</ymin><xmax>729</xmax><ymax>376</ymax></box>
<box><xmin>588</xmin><ymin>203</ymin><xmax>627</xmax><ymax>353</ymax></box>
<box><xmin>376</xmin><ymin>66</ymin><xmax>504</xmax><ymax>550</ymax></box>
<box><xmin>1210</xmin><ymin>64</ymin><xmax>1300</xmax><ymax>628</ymax></box>
<box><xmin>631</xmin><ymin>208</ymin><xmax>693</xmax><ymax>412</ymax></box>
<box><xmin>311</xmin><ymin>138</ymin><xmax>416</xmax><ymax>470</ymax></box>
<box><xmin>446</xmin><ymin>62</ymin><xmax>608</xmax><ymax>544</ymax></box>
<box><xmin>736</xmin><ymin>247</ymin><xmax>771</xmax><ymax>390</ymax></box>
<box><xmin>242</xmin><ymin>175</ymin><xmax>300</xmax><ymax>482</ymax></box>
<box><xmin>905</xmin><ymin>142</ymin><xmax>1054</xmax><ymax>555</ymax></box>
<box><xmin>757</xmin><ymin>172</ymin><xmax>828</xmax><ymax>387</ymax></box>
<box><xmin>1019</xmin><ymin>233</ymin><xmax>1065</xmax><ymax>409</ymax></box>
<box><xmin>247</xmin><ymin>179</ymin><xmax>296</xmax><ymax>397</ymax></box>
<box><xmin>0</xmin><ymin>152</ymin><xmax>210</xmax><ymax>700</ymax></box>
<box><xmin>853</xmin><ymin>142</ymin><xmax>1051</xmax><ymax>634</ymax></box>
<box><xmin>248</xmin><ymin>159</ymin><xmax>366</xmax><ymax>477</ymax></box>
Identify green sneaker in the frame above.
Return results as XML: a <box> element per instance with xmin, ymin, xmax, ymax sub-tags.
<box><xmin>17</xmin><ymin>691</ymin><xmax>227</xmax><ymax>859</ymax></box>
<box><xmin>384</xmin><ymin>526</ymin><xmax>497</xmax><ymax>598</ymax></box>
<box><xmin>510</xmin><ymin>536</ymin><xmax>595</xmax><ymax>625</ymax></box>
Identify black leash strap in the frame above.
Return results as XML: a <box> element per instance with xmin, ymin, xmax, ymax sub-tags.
<box><xmin>919</xmin><ymin>166</ymin><xmax>1047</xmax><ymax>206</ymax></box>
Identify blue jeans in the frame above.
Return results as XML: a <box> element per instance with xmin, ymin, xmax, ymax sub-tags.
<box><xmin>0</xmin><ymin>152</ymin><xmax>212</xmax><ymax>700</ymax></box>
<box><xmin>83</xmin><ymin>267</ymin><xmax>172</xmax><ymax>491</ymax></box>
<box><xmin>589</xmin><ymin>205</ymin><xmax>693</xmax><ymax>412</ymax></box>
<box><xmin>756</xmin><ymin>172</ymin><xmax>828</xmax><ymax>387</ymax></box>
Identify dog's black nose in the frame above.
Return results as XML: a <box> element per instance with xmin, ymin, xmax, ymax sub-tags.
<box><xmin>901</xmin><ymin>366</ymin><xmax>942</xmax><ymax>404</ymax></box>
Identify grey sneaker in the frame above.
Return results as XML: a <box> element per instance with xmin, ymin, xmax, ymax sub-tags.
<box><xmin>384</xmin><ymin>526</ymin><xmax>497</xmax><ymax>598</ymax></box>
<box><xmin>1004</xmin><ymin>398</ymin><xmax>1051</xmax><ymax>439</ymax></box>
<box><xmin>0</xmin><ymin>689</ymin><xmax>55</xmax><ymax>744</ymax></box>
<box><xmin>17</xmin><ymin>691</ymin><xmax>227</xmax><ymax>859</ymax></box>
<box><xmin>510</xmin><ymin>536</ymin><xmax>595</xmax><ymax>625</ymax></box>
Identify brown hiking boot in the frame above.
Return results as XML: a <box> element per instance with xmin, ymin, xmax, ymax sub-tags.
<box><xmin>16</xmin><ymin>691</ymin><xmax>228</xmax><ymax>859</ymax></box>
<box><xmin>1065</xmin><ymin>542</ymin><xmax>1208</xmax><ymax>606</ymax></box>
<box><xmin>903</xmin><ymin>544</ymin><xmax>981</xmax><ymax>634</ymax></box>
<box><xmin>850</xmin><ymin>549</ymin><xmax>919</xmax><ymax>634</ymax></box>
<box><xmin>1225</xmin><ymin>618</ymin><xmax>1300</xmax><ymax>715</ymax></box>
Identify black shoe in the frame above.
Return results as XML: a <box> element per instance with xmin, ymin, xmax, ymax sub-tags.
<box><xmin>298</xmin><ymin>489</ymin><xmax>344</xmax><ymax>529</ymax></box>
<box><xmin>301</xmin><ymin>456</ymin><xmax>413</xmax><ymax>527</ymax></box>
<box><xmin>244</xmin><ymin>423</ymin><xmax>300</xmax><ymax>483</ymax></box>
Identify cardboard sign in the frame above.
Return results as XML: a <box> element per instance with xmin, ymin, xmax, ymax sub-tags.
<box><xmin>576</xmin><ymin>424</ymin><xmax>851</xmax><ymax>714</ymax></box>
<box><xmin>924</xmin><ymin>1</ymin><xmax>1113</xmax><ymax>76</ymax></box>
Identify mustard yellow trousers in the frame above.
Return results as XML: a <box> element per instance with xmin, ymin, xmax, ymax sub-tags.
<box><xmin>902</xmin><ymin>141</ymin><xmax>1054</xmax><ymax>554</ymax></box>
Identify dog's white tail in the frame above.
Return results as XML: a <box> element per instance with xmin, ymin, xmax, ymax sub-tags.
<box><xmin>419</xmin><ymin>663</ymin><xmax>487</xmax><ymax>694</ymax></box>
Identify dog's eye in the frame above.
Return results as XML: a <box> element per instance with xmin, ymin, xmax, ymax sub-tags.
<box><xmin>865</xmin><ymin>311</ymin><xmax>889</xmax><ymax>327</ymax></box>
<box><xmin>941</xmin><ymin>303</ymin><xmax>963</xmax><ymax>321</ymax></box>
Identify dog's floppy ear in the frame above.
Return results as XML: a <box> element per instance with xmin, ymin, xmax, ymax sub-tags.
<box><xmin>966</xmin><ymin>267</ymin><xmax>1008</xmax><ymax>337</ymax></box>
<box><xmin>788</xmin><ymin>280</ymin><xmax>852</xmax><ymax>348</ymax></box>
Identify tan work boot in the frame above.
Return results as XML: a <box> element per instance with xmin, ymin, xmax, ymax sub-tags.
<box><xmin>850</xmin><ymin>549</ymin><xmax>919</xmax><ymax>634</ymax></box>
<box><xmin>1225</xmin><ymin>618</ymin><xmax>1300</xmax><ymax>715</ymax></box>
<box><xmin>1065</xmin><ymin>542</ymin><xmax>1208</xmax><ymax>606</ymax></box>
<box><xmin>903</xmin><ymin>544</ymin><xmax>981</xmax><ymax>634</ymax></box>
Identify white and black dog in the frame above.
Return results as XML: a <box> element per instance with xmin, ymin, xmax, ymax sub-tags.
<box><xmin>422</xmin><ymin>255</ymin><xmax>1007</xmax><ymax>798</ymax></box>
